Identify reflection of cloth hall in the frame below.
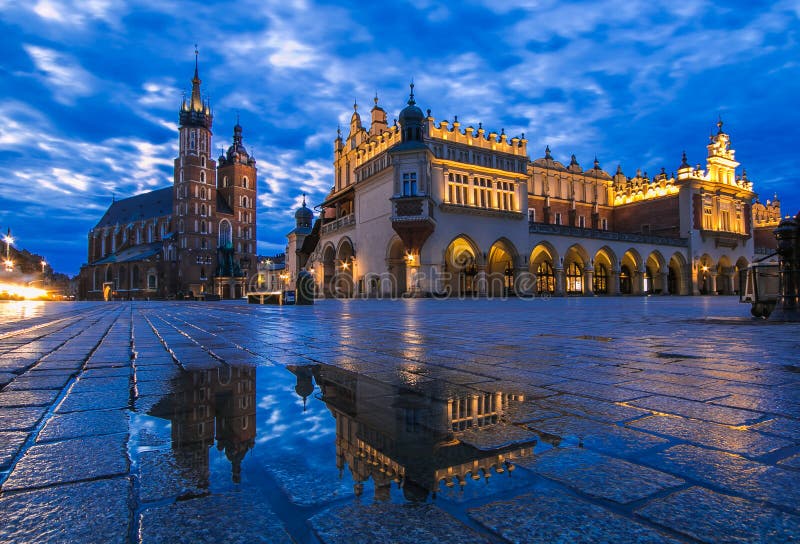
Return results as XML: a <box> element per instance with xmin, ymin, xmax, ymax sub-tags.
<box><xmin>149</xmin><ymin>365</ymin><xmax>256</xmax><ymax>484</ymax></box>
<box><xmin>289</xmin><ymin>364</ymin><xmax>535</xmax><ymax>501</ymax></box>
<box><xmin>290</xmin><ymin>91</ymin><xmax>780</xmax><ymax>298</ymax></box>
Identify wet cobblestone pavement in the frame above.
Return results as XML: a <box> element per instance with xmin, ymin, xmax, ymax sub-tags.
<box><xmin>0</xmin><ymin>297</ymin><xmax>799</xmax><ymax>543</ymax></box>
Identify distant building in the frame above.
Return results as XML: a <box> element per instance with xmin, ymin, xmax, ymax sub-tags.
<box><xmin>79</xmin><ymin>55</ymin><xmax>258</xmax><ymax>300</ymax></box>
<box><xmin>288</xmin><ymin>87</ymin><xmax>780</xmax><ymax>297</ymax></box>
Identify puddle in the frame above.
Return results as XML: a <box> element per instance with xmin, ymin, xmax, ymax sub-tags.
<box><xmin>129</xmin><ymin>362</ymin><xmax>540</xmax><ymax>541</ymax></box>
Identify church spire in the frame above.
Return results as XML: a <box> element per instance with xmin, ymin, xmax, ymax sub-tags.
<box><xmin>190</xmin><ymin>45</ymin><xmax>203</xmax><ymax>113</ymax></box>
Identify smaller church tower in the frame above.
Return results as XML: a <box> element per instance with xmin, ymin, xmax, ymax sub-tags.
<box><xmin>216</xmin><ymin>118</ymin><xmax>257</xmax><ymax>293</ymax></box>
<box><xmin>174</xmin><ymin>48</ymin><xmax>217</xmax><ymax>296</ymax></box>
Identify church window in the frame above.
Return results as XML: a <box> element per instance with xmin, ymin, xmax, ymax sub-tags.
<box><xmin>201</xmin><ymin>155</ymin><xmax>206</xmax><ymax>168</ymax></box>
<box><xmin>190</xmin><ymin>131</ymin><xmax>196</xmax><ymax>150</ymax></box>
<box><xmin>242</xmin><ymin>176</ymin><xmax>248</xmax><ymax>189</ymax></box>
<box><xmin>237</xmin><ymin>242</ymin><xmax>242</xmax><ymax>252</ymax></box>
<box><xmin>223</xmin><ymin>176</ymin><xmax>229</xmax><ymax>188</ymax></box>
<box><xmin>402</xmin><ymin>172</ymin><xmax>417</xmax><ymax>196</ymax></box>
<box><xmin>200</xmin><ymin>171</ymin><xmax>206</xmax><ymax>183</ymax></box>
<box><xmin>219</xmin><ymin>220</ymin><xmax>232</xmax><ymax>248</ymax></box>
<box><xmin>200</xmin><ymin>204</ymin><xmax>206</xmax><ymax>216</ymax></box>
<box><xmin>200</xmin><ymin>220</ymin><xmax>207</xmax><ymax>234</ymax></box>
<box><xmin>180</xmin><ymin>170</ymin><xmax>184</xmax><ymax>182</ymax></box>
<box><xmin>147</xmin><ymin>274</ymin><xmax>157</xmax><ymax>290</ymax></box>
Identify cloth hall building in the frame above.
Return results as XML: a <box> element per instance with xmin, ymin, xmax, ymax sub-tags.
<box><xmin>287</xmin><ymin>86</ymin><xmax>782</xmax><ymax>298</ymax></box>
<box><xmin>78</xmin><ymin>58</ymin><xmax>258</xmax><ymax>300</ymax></box>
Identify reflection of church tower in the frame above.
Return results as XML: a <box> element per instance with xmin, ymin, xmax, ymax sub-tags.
<box><xmin>150</xmin><ymin>365</ymin><xmax>257</xmax><ymax>485</ymax></box>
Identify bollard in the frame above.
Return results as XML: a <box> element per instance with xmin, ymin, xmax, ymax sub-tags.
<box><xmin>769</xmin><ymin>212</ymin><xmax>800</xmax><ymax>322</ymax></box>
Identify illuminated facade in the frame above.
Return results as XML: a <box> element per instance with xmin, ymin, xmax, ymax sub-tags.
<box><xmin>78</xmin><ymin>56</ymin><xmax>258</xmax><ymax>300</ymax></box>
<box><xmin>291</xmin><ymin>88</ymin><xmax>776</xmax><ymax>297</ymax></box>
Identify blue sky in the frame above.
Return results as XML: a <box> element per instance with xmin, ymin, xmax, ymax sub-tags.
<box><xmin>1</xmin><ymin>0</ymin><xmax>798</xmax><ymax>275</ymax></box>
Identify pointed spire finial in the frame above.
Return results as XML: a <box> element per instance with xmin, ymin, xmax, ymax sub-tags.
<box><xmin>337</xmin><ymin>124</ymin><xmax>342</xmax><ymax>139</ymax></box>
<box><xmin>594</xmin><ymin>156</ymin><xmax>600</xmax><ymax>169</ymax></box>
<box><xmin>353</xmin><ymin>98</ymin><xmax>358</xmax><ymax>112</ymax></box>
<box><xmin>680</xmin><ymin>150</ymin><xmax>690</xmax><ymax>168</ymax></box>
<box><xmin>545</xmin><ymin>145</ymin><xmax>552</xmax><ymax>159</ymax></box>
<box><xmin>374</xmin><ymin>91</ymin><xmax>379</xmax><ymax>106</ymax></box>
<box><xmin>408</xmin><ymin>80</ymin><xmax>415</xmax><ymax>106</ymax></box>
<box><xmin>717</xmin><ymin>114</ymin><xmax>724</xmax><ymax>134</ymax></box>
<box><xmin>193</xmin><ymin>44</ymin><xmax>199</xmax><ymax>80</ymax></box>
<box><xmin>302</xmin><ymin>193</ymin><xmax>307</xmax><ymax>207</ymax></box>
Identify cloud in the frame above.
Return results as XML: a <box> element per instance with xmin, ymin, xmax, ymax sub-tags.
<box><xmin>23</xmin><ymin>45</ymin><xmax>96</xmax><ymax>104</ymax></box>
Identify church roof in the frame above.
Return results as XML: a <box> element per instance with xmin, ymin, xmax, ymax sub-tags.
<box><xmin>95</xmin><ymin>187</ymin><xmax>173</xmax><ymax>229</ymax></box>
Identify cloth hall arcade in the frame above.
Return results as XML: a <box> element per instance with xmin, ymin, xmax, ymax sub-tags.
<box><xmin>287</xmin><ymin>86</ymin><xmax>781</xmax><ymax>298</ymax></box>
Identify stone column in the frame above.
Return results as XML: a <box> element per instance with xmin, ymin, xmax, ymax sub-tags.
<box><xmin>634</xmin><ymin>270</ymin><xmax>645</xmax><ymax>295</ymax></box>
<box><xmin>554</xmin><ymin>267</ymin><xmax>565</xmax><ymax>296</ymax></box>
<box><xmin>710</xmin><ymin>274</ymin><xmax>718</xmax><ymax>295</ymax></box>
<box><xmin>584</xmin><ymin>269</ymin><xmax>594</xmax><ymax>296</ymax></box>
<box><xmin>476</xmin><ymin>264</ymin><xmax>488</xmax><ymax>297</ymax></box>
<box><xmin>660</xmin><ymin>270</ymin><xmax>670</xmax><ymax>295</ymax></box>
<box><xmin>515</xmin><ymin>266</ymin><xmax>534</xmax><ymax>297</ymax></box>
<box><xmin>609</xmin><ymin>269</ymin><xmax>619</xmax><ymax>296</ymax></box>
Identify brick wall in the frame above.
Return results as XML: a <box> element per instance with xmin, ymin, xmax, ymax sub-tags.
<box><xmin>613</xmin><ymin>196</ymin><xmax>681</xmax><ymax>237</ymax></box>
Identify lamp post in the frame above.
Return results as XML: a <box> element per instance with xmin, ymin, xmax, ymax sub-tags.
<box><xmin>3</xmin><ymin>229</ymin><xmax>13</xmax><ymax>271</ymax></box>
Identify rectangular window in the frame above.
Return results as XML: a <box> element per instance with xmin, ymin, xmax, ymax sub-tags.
<box><xmin>602</xmin><ymin>218</ymin><xmax>608</xmax><ymax>230</ymax></box>
<box><xmin>529</xmin><ymin>208</ymin><xmax>536</xmax><ymax>222</ymax></box>
<box><xmin>578</xmin><ymin>215</ymin><xmax>585</xmax><ymax>228</ymax></box>
<box><xmin>555</xmin><ymin>212</ymin><xmax>562</xmax><ymax>225</ymax></box>
<box><xmin>402</xmin><ymin>172</ymin><xmax>417</xmax><ymax>196</ymax></box>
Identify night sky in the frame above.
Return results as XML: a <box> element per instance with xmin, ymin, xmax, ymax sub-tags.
<box><xmin>1</xmin><ymin>0</ymin><xmax>799</xmax><ymax>275</ymax></box>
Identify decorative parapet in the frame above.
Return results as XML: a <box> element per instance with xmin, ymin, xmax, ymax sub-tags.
<box><xmin>529</xmin><ymin>222</ymin><xmax>688</xmax><ymax>247</ymax></box>
<box><xmin>426</xmin><ymin>118</ymin><xmax>527</xmax><ymax>157</ymax></box>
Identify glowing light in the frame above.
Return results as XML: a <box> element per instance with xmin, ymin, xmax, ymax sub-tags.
<box><xmin>0</xmin><ymin>282</ymin><xmax>49</xmax><ymax>299</ymax></box>
<box><xmin>701</xmin><ymin>265</ymin><xmax>709</xmax><ymax>272</ymax></box>
<box><xmin>4</xmin><ymin>259</ymin><xmax>13</xmax><ymax>271</ymax></box>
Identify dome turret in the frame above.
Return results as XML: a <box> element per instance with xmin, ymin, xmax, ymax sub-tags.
<box><xmin>399</xmin><ymin>83</ymin><xmax>424</xmax><ymax>142</ymax></box>
<box><xmin>295</xmin><ymin>194</ymin><xmax>313</xmax><ymax>228</ymax></box>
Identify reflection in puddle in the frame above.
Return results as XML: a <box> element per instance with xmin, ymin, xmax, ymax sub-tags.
<box><xmin>139</xmin><ymin>361</ymin><xmax>537</xmax><ymax>508</ymax></box>
<box><xmin>147</xmin><ymin>365</ymin><xmax>256</xmax><ymax>487</ymax></box>
<box><xmin>289</xmin><ymin>363</ymin><xmax>536</xmax><ymax>502</ymax></box>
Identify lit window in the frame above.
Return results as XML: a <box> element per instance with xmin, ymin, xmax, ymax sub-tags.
<box><xmin>402</xmin><ymin>172</ymin><xmax>417</xmax><ymax>196</ymax></box>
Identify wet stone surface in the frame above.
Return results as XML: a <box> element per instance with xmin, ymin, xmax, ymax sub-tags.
<box><xmin>0</xmin><ymin>298</ymin><xmax>798</xmax><ymax>543</ymax></box>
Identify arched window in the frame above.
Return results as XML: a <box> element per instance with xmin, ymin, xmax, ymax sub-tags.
<box><xmin>201</xmin><ymin>155</ymin><xmax>206</xmax><ymax>168</ymax></box>
<box><xmin>593</xmin><ymin>263</ymin><xmax>608</xmax><ymax>294</ymax></box>
<box><xmin>200</xmin><ymin>171</ymin><xmax>206</xmax><ymax>183</ymax></box>
<box><xmin>536</xmin><ymin>262</ymin><xmax>555</xmax><ymax>294</ymax></box>
<box><xmin>147</xmin><ymin>225</ymin><xmax>154</xmax><ymax>243</ymax></box>
<box><xmin>219</xmin><ymin>219</ymin><xmax>232</xmax><ymax>248</ymax></box>
<box><xmin>566</xmin><ymin>262</ymin><xmax>582</xmax><ymax>294</ymax></box>
<box><xmin>200</xmin><ymin>204</ymin><xmax>206</xmax><ymax>216</ymax></box>
<box><xmin>147</xmin><ymin>273</ymin><xmax>157</xmax><ymax>290</ymax></box>
<box><xmin>200</xmin><ymin>187</ymin><xmax>206</xmax><ymax>200</ymax></box>
<box><xmin>200</xmin><ymin>220</ymin><xmax>207</xmax><ymax>234</ymax></box>
<box><xmin>223</xmin><ymin>176</ymin><xmax>229</xmax><ymax>187</ymax></box>
<box><xmin>242</xmin><ymin>176</ymin><xmax>248</xmax><ymax>189</ymax></box>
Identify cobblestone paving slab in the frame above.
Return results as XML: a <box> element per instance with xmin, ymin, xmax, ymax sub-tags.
<box><xmin>139</xmin><ymin>493</ymin><xmax>293</xmax><ymax>544</ymax></box>
<box><xmin>647</xmin><ymin>444</ymin><xmax>800</xmax><ymax>511</ymax></box>
<box><xmin>527</xmin><ymin>415</ymin><xmax>669</xmax><ymax>456</ymax></box>
<box><xmin>2</xmin><ymin>432</ymin><xmax>129</xmax><ymax>491</ymax></box>
<box><xmin>137</xmin><ymin>450</ymin><xmax>207</xmax><ymax>502</ymax></box>
<box><xmin>4</xmin><ymin>372</ymin><xmax>72</xmax><ymax>390</ymax></box>
<box><xmin>37</xmin><ymin>409</ymin><xmax>129</xmax><ymax>443</ymax></box>
<box><xmin>0</xmin><ymin>431</ymin><xmax>28</xmax><ymax>468</ymax></box>
<box><xmin>468</xmin><ymin>489</ymin><xmax>680</xmax><ymax>543</ymax></box>
<box><xmin>636</xmin><ymin>486</ymin><xmax>800</xmax><ymax>544</ymax></box>
<box><xmin>515</xmin><ymin>448</ymin><xmax>684</xmax><ymax>504</ymax></box>
<box><xmin>69</xmin><ymin>375</ymin><xmax>131</xmax><ymax>393</ymax></box>
<box><xmin>628</xmin><ymin>395</ymin><xmax>763</xmax><ymax>426</ymax></box>
<box><xmin>311</xmin><ymin>502</ymin><xmax>489</xmax><ymax>544</ymax></box>
<box><xmin>629</xmin><ymin>414</ymin><xmax>793</xmax><ymax>456</ymax></box>
<box><xmin>548</xmin><ymin>379</ymin><xmax>651</xmax><ymax>402</ymax></box>
<box><xmin>0</xmin><ymin>477</ymin><xmax>131</xmax><ymax>544</ymax></box>
<box><xmin>56</xmin><ymin>388</ymin><xmax>130</xmax><ymax>413</ymax></box>
<box><xmin>0</xmin><ymin>372</ymin><xmax>15</xmax><ymax>387</ymax></box>
<box><xmin>266</xmin><ymin>458</ymin><xmax>355</xmax><ymax>506</ymax></box>
<box><xmin>0</xmin><ymin>406</ymin><xmax>47</xmax><ymax>431</ymax></box>
<box><xmin>753</xmin><ymin>418</ymin><xmax>800</xmax><ymax>440</ymax></box>
<box><xmin>0</xmin><ymin>389</ymin><xmax>59</xmax><ymax>407</ymax></box>
<box><xmin>456</xmin><ymin>422</ymin><xmax>539</xmax><ymax>451</ymax></box>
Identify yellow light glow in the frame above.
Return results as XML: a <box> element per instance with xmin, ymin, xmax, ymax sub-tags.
<box><xmin>702</xmin><ymin>265</ymin><xmax>709</xmax><ymax>272</ymax></box>
<box><xmin>4</xmin><ymin>259</ymin><xmax>13</xmax><ymax>271</ymax></box>
<box><xmin>0</xmin><ymin>282</ymin><xmax>49</xmax><ymax>299</ymax></box>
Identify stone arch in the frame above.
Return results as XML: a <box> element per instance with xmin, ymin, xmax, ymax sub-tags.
<box><xmin>564</xmin><ymin>244</ymin><xmax>589</xmax><ymax>295</ymax></box>
<box><xmin>620</xmin><ymin>249</ymin><xmax>643</xmax><ymax>294</ymax></box>
<box><xmin>444</xmin><ymin>235</ymin><xmax>481</xmax><ymax>297</ymax></box>
<box><xmin>335</xmin><ymin>237</ymin><xmax>355</xmax><ymax>298</ymax></box>
<box><xmin>487</xmin><ymin>238</ymin><xmax>519</xmax><ymax>296</ymax></box>
<box><xmin>386</xmin><ymin>236</ymin><xmax>407</xmax><ymax>298</ymax></box>
<box><xmin>717</xmin><ymin>255</ymin><xmax>733</xmax><ymax>295</ymax></box>
<box><xmin>698</xmin><ymin>254</ymin><xmax>714</xmax><ymax>295</ymax></box>
<box><xmin>529</xmin><ymin>242</ymin><xmax>558</xmax><ymax>294</ymax></box>
<box><xmin>321</xmin><ymin>243</ymin><xmax>337</xmax><ymax>298</ymax></box>
<box><xmin>592</xmin><ymin>246</ymin><xmax>617</xmax><ymax>295</ymax></box>
<box><xmin>668</xmin><ymin>252</ymin><xmax>688</xmax><ymax>295</ymax></box>
<box><xmin>645</xmin><ymin>250</ymin><xmax>667</xmax><ymax>294</ymax></box>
